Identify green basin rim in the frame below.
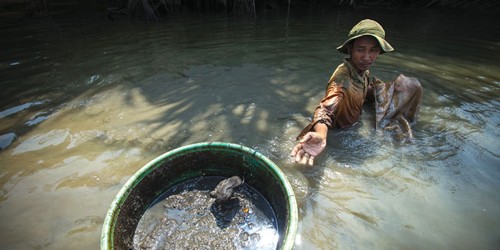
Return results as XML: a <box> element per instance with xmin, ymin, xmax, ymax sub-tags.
<box><xmin>101</xmin><ymin>142</ymin><xmax>298</xmax><ymax>250</ymax></box>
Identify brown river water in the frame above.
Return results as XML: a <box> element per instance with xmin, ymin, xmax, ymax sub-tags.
<box><xmin>0</xmin><ymin>3</ymin><xmax>499</xmax><ymax>249</ymax></box>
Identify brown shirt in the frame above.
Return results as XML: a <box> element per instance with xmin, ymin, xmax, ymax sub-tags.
<box><xmin>297</xmin><ymin>58</ymin><xmax>372</xmax><ymax>139</ymax></box>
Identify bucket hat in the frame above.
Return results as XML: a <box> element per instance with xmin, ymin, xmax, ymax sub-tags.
<box><xmin>337</xmin><ymin>19</ymin><xmax>394</xmax><ymax>54</ymax></box>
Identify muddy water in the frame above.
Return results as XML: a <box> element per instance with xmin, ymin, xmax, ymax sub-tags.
<box><xmin>0</xmin><ymin>4</ymin><xmax>499</xmax><ymax>250</ymax></box>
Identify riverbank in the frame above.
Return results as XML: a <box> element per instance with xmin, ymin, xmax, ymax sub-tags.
<box><xmin>2</xmin><ymin>0</ymin><xmax>499</xmax><ymax>22</ymax></box>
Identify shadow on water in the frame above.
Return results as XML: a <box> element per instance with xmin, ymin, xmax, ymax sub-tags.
<box><xmin>0</xmin><ymin>4</ymin><xmax>499</xmax><ymax>250</ymax></box>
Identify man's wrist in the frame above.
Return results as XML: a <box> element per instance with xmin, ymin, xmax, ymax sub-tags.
<box><xmin>313</xmin><ymin>123</ymin><xmax>329</xmax><ymax>139</ymax></box>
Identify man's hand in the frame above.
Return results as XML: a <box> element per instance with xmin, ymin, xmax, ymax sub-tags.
<box><xmin>290</xmin><ymin>131</ymin><xmax>327</xmax><ymax>166</ymax></box>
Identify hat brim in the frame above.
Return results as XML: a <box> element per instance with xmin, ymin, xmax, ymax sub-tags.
<box><xmin>336</xmin><ymin>34</ymin><xmax>394</xmax><ymax>54</ymax></box>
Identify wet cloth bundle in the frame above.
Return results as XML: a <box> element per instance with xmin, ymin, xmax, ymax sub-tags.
<box><xmin>373</xmin><ymin>74</ymin><xmax>423</xmax><ymax>139</ymax></box>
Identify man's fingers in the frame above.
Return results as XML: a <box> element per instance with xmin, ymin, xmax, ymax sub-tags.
<box><xmin>299</xmin><ymin>153</ymin><xmax>309</xmax><ymax>165</ymax></box>
<box><xmin>307</xmin><ymin>155</ymin><xmax>315</xmax><ymax>166</ymax></box>
<box><xmin>295</xmin><ymin>149</ymin><xmax>305</xmax><ymax>163</ymax></box>
<box><xmin>290</xmin><ymin>143</ymin><xmax>301</xmax><ymax>156</ymax></box>
<box><xmin>298</xmin><ymin>152</ymin><xmax>310</xmax><ymax>165</ymax></box>
<box><xmin>292</xmin><ymin>150</ymin><xmax>315</xmax><ymax>166</ymax></box>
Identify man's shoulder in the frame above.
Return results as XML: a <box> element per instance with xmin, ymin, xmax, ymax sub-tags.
<box><xmin>330</xmin><ymin>63</ymin><xmax>351</xmax><ymax>83</ymax></box>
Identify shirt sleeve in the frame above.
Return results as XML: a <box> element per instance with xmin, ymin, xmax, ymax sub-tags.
<box><xmin>312</xmin><ymin>82</ymin><xmax>344</xmax><ymax>128</ymax></box>
<box><xmin>296</xmin><ymin>80</ymin><xmax>344</xmax><ymax>140</ymax></box>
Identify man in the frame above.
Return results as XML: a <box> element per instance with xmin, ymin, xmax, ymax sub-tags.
<box><xmin>291</xmin><ymin>19</ymin><xmax>420</xmax><ymax>166</ymax></box>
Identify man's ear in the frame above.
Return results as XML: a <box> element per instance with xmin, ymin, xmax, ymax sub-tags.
<box><xmin>347</xmin><ymin>43</ymin><xmax>352</xmax><ymax>54</ymax></box>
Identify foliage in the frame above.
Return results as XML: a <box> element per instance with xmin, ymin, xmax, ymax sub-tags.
<box><xmin>25</xmin><ymin>0</ymin><xmax>500</xmax><ymax>20</ymax></box>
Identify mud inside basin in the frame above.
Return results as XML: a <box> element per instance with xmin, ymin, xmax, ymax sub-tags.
<box><xmin>101</xmin><ymin>142</ymin><xmax>298</xmax><ymax>250</ymax></box>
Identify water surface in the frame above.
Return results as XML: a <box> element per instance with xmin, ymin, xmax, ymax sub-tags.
<box><xmin>0</xmin><ymin>6</ymin><xmax>499</xmax><ymax>250</ymax></box>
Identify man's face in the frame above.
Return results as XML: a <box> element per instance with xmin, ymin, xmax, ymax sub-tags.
<box><xmin>348</xmin><ymin>36</ymin><xmax>381</xmax><ymax>73</ymax></box>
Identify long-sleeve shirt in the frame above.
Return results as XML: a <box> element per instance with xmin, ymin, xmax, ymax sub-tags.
<box><xmin>297</xmin><ymin>58</ymin><xmax>372</xmax><ymax>139</ymax></box>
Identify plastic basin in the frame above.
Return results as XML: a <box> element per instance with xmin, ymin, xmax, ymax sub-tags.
<box><xmin>101</xmin><ymin>142</ymin><xmax>297</xmax><ymax>249</ymax></box>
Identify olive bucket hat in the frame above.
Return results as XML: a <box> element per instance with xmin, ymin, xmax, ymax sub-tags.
<box><xmin>337</xmin><ymin>19</ymin><xmax>394</xmax><ymax>54</ymax></box>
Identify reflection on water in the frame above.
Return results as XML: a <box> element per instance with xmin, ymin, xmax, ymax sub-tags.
<box><xmin>1</xmin><ymin>5</ymin><xmax>499</xmax><ymax>250</ymax></box>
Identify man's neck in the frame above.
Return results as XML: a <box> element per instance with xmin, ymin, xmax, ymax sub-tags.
<box><xmin>346</xmin><ymin>58</ymin><xmax>366</xmax><ymax>76</ymax></box>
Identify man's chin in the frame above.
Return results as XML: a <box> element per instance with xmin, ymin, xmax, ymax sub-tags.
<box><xmin>360</xmin><ymin>64</ymin><xmax>371</xmax><ymax>71</ymax></box>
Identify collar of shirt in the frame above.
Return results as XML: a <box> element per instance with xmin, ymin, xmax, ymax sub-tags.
<box><xmin>344</xmin><ymin>58</ymin><xmax>370</xmax><ymax>86</ymax></box>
